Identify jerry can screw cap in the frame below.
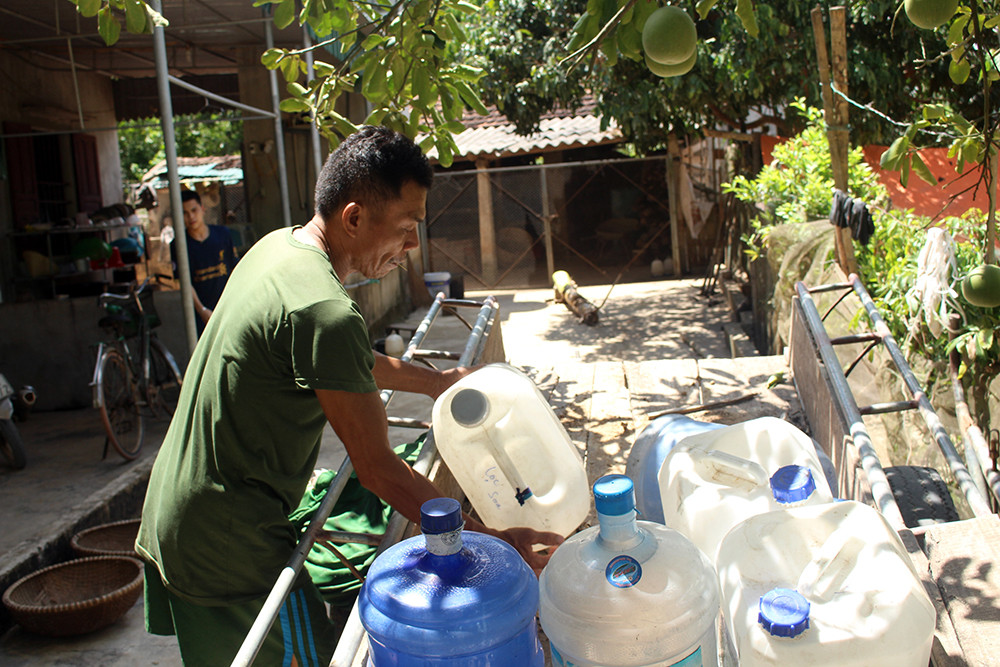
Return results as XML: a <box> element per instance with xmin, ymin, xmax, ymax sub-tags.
<box><xmin>770</xmin><ymin>464</ymin><xmax>817</xmax><ymax>504</ymax></box>
<box><xmin>758</xmin><ymin>587</ymin><xmax>810</xmax><ymax>637</ymax></box>
<box><xmin>450</xmin><ymin>388</ymin><xmax>489</xmax><ymax>426</ymax></box>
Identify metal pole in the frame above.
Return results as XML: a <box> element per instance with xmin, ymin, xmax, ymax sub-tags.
<box><xmin>794</xmin><ymin>282</ymin><xmax>907</xmax><ymax>530</ymax></box>
<box><xmin>150</xmin><ymin>0</ymin><xmax>198</xmax><ymax>353</ymax></box>
<box><xmin>847</xmin><ymin>275</ymin><xmax>994</xmax><ymax>518</ymax></box>
<box><xmin>302</xmin><ymin>27</ymin><xmax>325</xmax><ymax>182</ymax></box>
<box><xmin>264</xmin><ymin>16</ymin><xmax>293</xmax><ymax>228</ymax></box>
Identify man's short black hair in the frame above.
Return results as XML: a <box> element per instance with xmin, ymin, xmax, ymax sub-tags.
<box><xmin>181</xmin><ymin>189</ymin><xmax>202</xmax><ymax>206</ymax></box>
<box><xmin>314</xmin><ymin>126</ymin><xmax>433</xmax><ymax>221</ymax></box>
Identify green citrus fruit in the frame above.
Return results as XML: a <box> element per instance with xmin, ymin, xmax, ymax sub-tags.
<box><xmin>961</xmin><ymin>263</ymin><xmax>1000</xmax><ymax>308</ymax></box>
<box><xmin>904</xmin><ymin>0</ymin><xmax>959</xmax><ymax>30</ymax></box>
<box><xmin>646</xmin><ymin>50</ymin><xmax>697</xmax><ymax>77</ymax></box>
<box><xmin>641</xmin><ymin>6</ymin><xmax>697</xmax><ymax>65</ymax></box>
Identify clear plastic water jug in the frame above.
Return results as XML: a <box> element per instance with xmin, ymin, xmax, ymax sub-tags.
<box><xmin>657</xmin><ymin>417</ymin><xmax>836</xmax><ymax>562</ymax></box>
<box><xmin>716</xmin><ymin>500</ymin><xmax>936</xmax><ymax>666</ymax></box>
<box><xmin>359</xmin><ymin>497</ymin><xmax>544</xmax><ymax>666</ymax></box>
<box><xmin>625</xmin><ymin>414</ymin><xmax>725</xmax><ymax>523</ymax></box>
<box><xmin>539</xmin><ymin>475</ymin><xmax>720</xmax><ymax>666</ymax></box>
<box><xmin>432</xmin><ymin>363</ymin><xmax>590</xmax><ymax>536</ymax></box>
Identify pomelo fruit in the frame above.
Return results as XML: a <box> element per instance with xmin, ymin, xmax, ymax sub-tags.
<box><xmin>961</xmin><ymin>263</ymin><xmax>1000</xmax><ymax>308</ymax></box>
<box><xmin>645</xmin><ymin>49</ymin><xmax>697</xmax><ymax>77</ymax></box>
<box><xmin>904</xmin><ymin>0</ymin><xmax>959</xmax><ymax>30</ymax></box>
<box><xmin>641</xmin><ymin>5</ymin><xmax>697</xmax><ymax>65</ymax></box>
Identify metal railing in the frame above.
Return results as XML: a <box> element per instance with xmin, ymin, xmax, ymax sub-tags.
<box><xmin>231</xmin><ymin>293</ymin><xmax>501</xmax><ymax>667</ymax></box>
<box><xmin>791</xmin><ymin>275</ymin><xmax>993</xmax><ymax>532</ymax></box>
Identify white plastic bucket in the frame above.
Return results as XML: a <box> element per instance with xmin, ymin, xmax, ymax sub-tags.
<box><xmin>657</xmin><ymin>416</ymin><xmax>835</xmax><ymax>562</ymax></box>
<box><xmin>423</xmin><ymin>271</ymin><xmax>451</xmax><ymax>299</ymax></box>
<box><xmin>716</xmin><ymin>501</ymin><xmax>936</xmax><ymax>666</ymax></box>
<box><xmin>431</xmin><ymin>363</ymin><xmax>589</xmax><ymax>536</ymax></box>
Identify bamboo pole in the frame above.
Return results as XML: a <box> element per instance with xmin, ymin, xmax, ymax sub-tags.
<box><xmin>812</xmin><ymin>6</ymin><xmax>859</xmax><ymax>276</ymax></box>
<box><xmin>476</xmin><ymin>158</ymin><xmax>498</xmax><ymax>285</ymax></box>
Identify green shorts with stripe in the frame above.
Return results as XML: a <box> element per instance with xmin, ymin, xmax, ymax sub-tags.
<box><xmin>144</xmin><ymin>563</ymin><xmax>339</xmax><ymax>667</ymax></box>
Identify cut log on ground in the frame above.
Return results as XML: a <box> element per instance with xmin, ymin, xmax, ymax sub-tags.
<box><xmin>553</xmin><ymin>270</ymin><xmax>599</xmax><ymax>325</ymax></box>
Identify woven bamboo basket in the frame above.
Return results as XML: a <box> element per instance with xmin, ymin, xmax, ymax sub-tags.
<box><xmin>2</xmin><ymin>556</ymin><xmax>143</xmax><ymax>636</ymax></box>
<box><xmin>70</xmin><ymin>518</ymin><xmax>141</xmax><ymax>558</ymax></box>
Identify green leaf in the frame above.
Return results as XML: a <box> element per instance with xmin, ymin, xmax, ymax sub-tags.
<box><xmin>78</xmin><ymin>0</ymin><xmax>101</xmax><ymax>18</ymax></box>
<box><xmin>922</xmin><ymin>104</ymin><xmax>948</xmax><ymax>121</ymax></box>
<box><xmin>261</xmin><ymin>48</ymin><xmax>283</xmax><ymax>69</ymax></box>
<box><xmin>880</xmin><ymin>135</ymin><xmax>910</xmax><ymax>170</ymax></box>
<box><xmin>911</xmin><ymin>152</ymin><xmax>937</xmax><ymax>187</ymax></box>
<box><xmin>279</xmin><ymin>97</ymin><xmax>312</xmax><ymax>112</ymax></box>
<box><xmin>949</xmin><ymin>57</ymin><xmax>971</xmax><ymax>85</ymax></box>
<box><xmin>948</xmin><ymin>14</ymin><xmax>970</xmax><ymax>45</ymax></box>
<box><xmin>736</xmin><ymin>0</ymin><xmax>759</xmax><ymax>38</ymax></box>
<box><xmin>97</xmin><ymin>6</ymin><xmax>121</xmax><ymax>45</ymax></box>
<box><xmin>274</xmin><ymin>0</ymin><xmax>296</xmax><ymax>30</ymax></box>
<box><xmin>453</xmin><ymin>1</ymin><xmax>479</xmax><ymax>15</ymax></box>
<box><xmin>899</xmin><ymin>155</ymin><xmax>911</xmax><ymax>188</ymax></box>
<box><xmin>287</xmin><ymin>82</ymin><xmax>309</xmax><ymax>97</ymax></box>
<box><xmin>124</xmin><ymin>0</ymin><xmax>146</xmax><ymax>33</ymax></box>
<box><xmin>695</xmin><ymin>0</ymin><xmax>718</xmax><ymax>20</ymax></box>
<box><xmin>452</xmin><ymin>80</ymin><xmax>488</xmax><ymax>115</ymax></box>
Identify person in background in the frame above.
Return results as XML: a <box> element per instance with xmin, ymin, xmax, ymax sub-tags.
<box><xmin>172</xmin><ymin>189</ymin><xmax>238</xmax><ymax>335</ymax></box>
<box><xmin>137</xmin><ymin>126</ymin><xmax>563</xmax><ymax>666</ymax></box>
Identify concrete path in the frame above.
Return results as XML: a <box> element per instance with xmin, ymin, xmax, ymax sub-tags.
<box><xmin>0</xmin><ymin>277</ymin><xmax>802</xmax><ymax>665</ymax></box>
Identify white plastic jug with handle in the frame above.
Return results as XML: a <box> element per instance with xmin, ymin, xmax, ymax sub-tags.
<box><xmin>658</xmin><ymin>417</ymin><xmax>835</xmax><ymax>562</ymax></box>
<box><xmin>431</xmin><ymin>363</ymin><xmax>589</xmax><ymax>536</ymax></box>
<box><xmin>716</xmin><ymin>500</ymin><xmax>936</xmax><ymax>666</ymax></box>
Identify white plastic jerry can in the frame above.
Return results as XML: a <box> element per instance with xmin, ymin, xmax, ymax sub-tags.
<box><xmin>431</xmin><ymin>363</ymin><xmax>590</xmax><ymax>536</ymax></box>
<box><xmin>716</xmin><ymin>501</ymin><xmax>936</xmax><ymax>666</ymax></box>
<box><xmin>658</xmin><ymin>416</ymin><xmax>835</xmax><ymax>562</ymax></box>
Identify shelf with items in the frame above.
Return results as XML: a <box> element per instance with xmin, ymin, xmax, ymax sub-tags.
<box><xmin>8</xmin><ymin>222</ymin><xmax>147</xmax><ymax>300</ymax></box>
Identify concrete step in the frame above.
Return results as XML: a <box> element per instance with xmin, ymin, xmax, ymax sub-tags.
<box><xmin>723</xmin><ymin>321</ymin><xmax>759</xmax><ymax>358</ymax></box>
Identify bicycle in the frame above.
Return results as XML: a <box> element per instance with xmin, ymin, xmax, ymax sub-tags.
<box><xmin>90</xmin><ymin>277</ymin><xmax>184</xmax><ymax>460</ymax></box>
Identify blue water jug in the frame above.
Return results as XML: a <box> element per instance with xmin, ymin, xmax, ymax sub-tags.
<box><xmin>359</xmin><ymin>498</ymin><xmax>544</xmax><ymax>666</ymax></box>
<box><xmin>624</xmin><ymin>414</ymin><xmax>724</xmax><ymax>523</ymax></box>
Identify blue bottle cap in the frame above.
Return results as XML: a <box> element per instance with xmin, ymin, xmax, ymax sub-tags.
<box><xmin>420</xmin><ymin>498</ymin><xmax>462</xmax><ymax>534</ymax></box>
<box><xmin>758</xmin><ymin>588</ymin><xmax>810</xmax><ymax>638</ymax></box>
<box><xmin>593</xmin><ymin>474</ymin><xmax>635</xmax><ymax>516</ymax></box>
<box><xmin>770</xmin><ymin>464</ymin><xmax>817</xmax><ymax>504</ymax></box>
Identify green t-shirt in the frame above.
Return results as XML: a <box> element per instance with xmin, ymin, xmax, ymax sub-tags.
<box><xmin>136</xmin><ymin>227</ymin><xmax>378</xmax><ymax>605</ymax></box>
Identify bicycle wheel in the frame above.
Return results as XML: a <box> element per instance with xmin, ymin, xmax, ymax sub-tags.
<box><xmin>148</xmin><ymin>337</ymin><xmax>183</xmax><ymax>419</ymax></box>
<box><xmin>0</xmin><ymin>419</ymin><xmax>27</xmax><ymax>470</ymax></box>
<box><xmin>96</xmin><ymin>348</ymin><xmax>145</xmax><ymax>460</ymax></box>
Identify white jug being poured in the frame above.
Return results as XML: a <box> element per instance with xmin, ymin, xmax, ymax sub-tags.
<box><xmin>431</xmin><ymin>363</ymin><xmax>589</xmax><ymax>537</ymax></box>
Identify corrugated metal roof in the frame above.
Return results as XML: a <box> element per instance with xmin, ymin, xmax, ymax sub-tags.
<box><xmin>141</xmin><ymin>155</ymin><xmax>244</xmax><ymax>187</ymax></box>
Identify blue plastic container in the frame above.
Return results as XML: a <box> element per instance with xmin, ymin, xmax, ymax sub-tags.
<box><xmin>359</xmin><ymin>498</ymin><xmax>544</xmax><ymax>666</ymax></box>
<box><xmin>624</xmin><ymin>414</ymin><xmax>724</xmax><ymax>523</ymax></box>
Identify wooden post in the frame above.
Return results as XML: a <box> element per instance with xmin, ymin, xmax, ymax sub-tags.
<box><xmin>540</xmin><ymin>167</ymin><xmax>555</xmax><ymax>280</ymax></box>
<box><xmin>667</xmin><ymin>134</ymin><xmax>682</xmax><ymax>277</ymax></box>
<box><xmin>475</xmin><ymin>158</ymin><xmax>498</xmax><ymax>285</ymax></box>
<box><xmin>811</xmin><ymin>5</ymin><xmax>859</xmax><ymax>276</ymax></box>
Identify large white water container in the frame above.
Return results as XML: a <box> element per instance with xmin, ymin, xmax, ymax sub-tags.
<box><xmin>716</xmin><ymin>500</ymin><xmax>936</xmax><ymax>666</ymax></box>
<box><xmin>539</xmin><ymin>475</ymin><xmax>720</xmax><ymax>667</ymax></box>
<box><xmin>431</xmin><ymin>363</ymin><xmax>589</xmax><ymax>536</ymax></box>
<box><xmin>658</xmin><ymin>417</ymin><xmax>835</xmax><ymax>562</ymax></box>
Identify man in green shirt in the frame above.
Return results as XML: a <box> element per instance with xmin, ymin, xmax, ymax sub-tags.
<box><xmin>136</xmin><ymin>126</ymin><xmax>563</xmax><ymax>666</ymax></box>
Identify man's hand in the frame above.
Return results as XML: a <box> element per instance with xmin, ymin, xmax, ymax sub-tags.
<box><xmin>430</xmin><ymin>365</ymin><xmax>480</xmax><ymax>400</ymax></box>
<box><xmin>494</xmin><ymin>526</ymin><xmax>564</xmax><ymax>576</ymax></box>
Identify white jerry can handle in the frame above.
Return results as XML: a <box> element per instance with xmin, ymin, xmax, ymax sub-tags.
<box><xmin>690</xmin><ymin>448</ymin><xmax>769</xmax><ymax>492</ymax></box>
<box><xmin>797</xmin><ymin>530</ymin><xmax>865</xmax><ymax>602</ymax></box>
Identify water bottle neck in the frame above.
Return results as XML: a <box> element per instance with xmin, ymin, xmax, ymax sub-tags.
<box><xmin>425</xmin><ymin>525</ymin><xmax>464</xmax><ymax>556</ymax></box>
<box><xmin>597</xmin><ymin>510</ymin><xmax>641</xmax><ymax>548</ymax></box>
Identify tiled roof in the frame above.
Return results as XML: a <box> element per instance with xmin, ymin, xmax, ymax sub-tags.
<box><xmin>430</xmin><ymin>99</ymin><xmax>622</xmax><ymax>162</ymax></box>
